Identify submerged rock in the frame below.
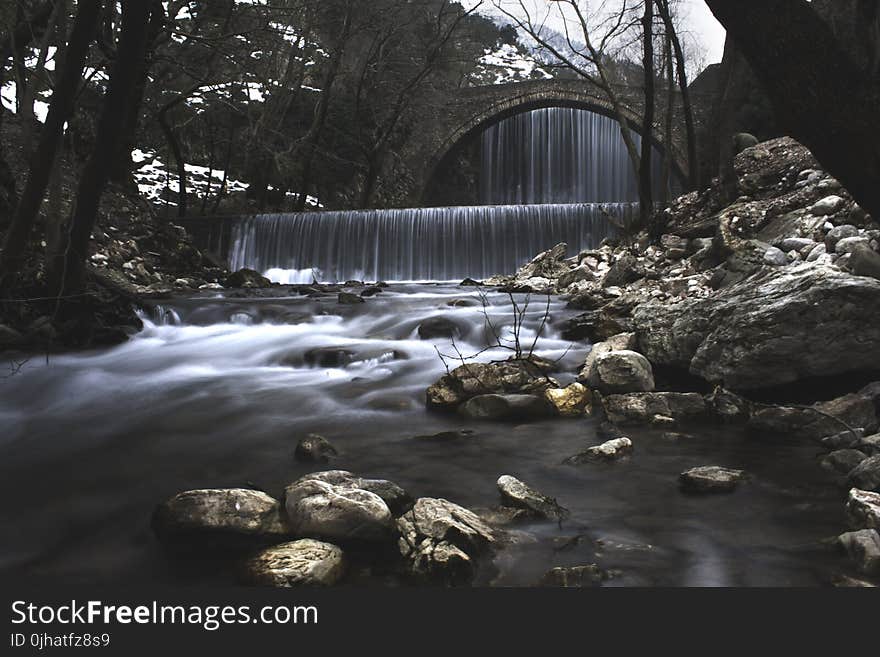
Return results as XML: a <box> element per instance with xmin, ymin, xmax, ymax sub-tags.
<box><xmin>847</xmin><ymin>489</ymin><xmax>880</xmax><ymax>530</ymax></box>
<box><xmin>564</xmin><ymin>437</ymin><xmax>633</xmax><ymax>464</ymax></box>
<box><xmin>294</xmin><ymin>434</ymin><xmax>339</xmax><ymax>463</ymax></box>
<box><xmin>418</xmin><ymin>316</ymin><xmax>463</xmax><ymax>340</ymax></box>
<box><xmin>837</xmin><ymin>529</ymin><xmax>880</xmax><ymax>575</ymax></box>
<box><xmin>496</xmin><ymin>475</ymin><xmax>568</xmax><ymax>521</ymax></box>
<box><xmin>413</xmin><ymin>429</ymin><xmax>477</xmax><ymax>442</ymax></box>
<box><xmin>284</xmin><ymin>471</ymin><xmax>397</xmax><ymax>544</ymax></box>
<box><xmin>338</xmin><ymin>292</ymin><xmax>365</xmax><ymax>305</ymax></box>
<box><xmin>397</xmin><ymin>498</ymin><xmax>496</xmax><ymax>584</ymax></box>
<box><xmin>540</xmin><ymin>565</ymin><xmax>604</xmax><ymax>588</ymax></box>
<box><xmin>245</xmin><ymin>539</ymin><xmax>346</xmax><ymax>587</ymax></box>
<box><xmin>749</xmin><ymin>390</ymin><xmax>877</xmax><ymax>440</ymax></box>
<box><xmin>679</xmin><ymin>466</ymin><xmax>746</xmax><ymax>494</ymax></box>
<box><xmin>586</xmin><ymin>350</ymin><xmax>655</xmax><ymax>395</ymax></box>
<box><xmin>820</xmin><ymin>449</ymin><xmax>868</xmax><ymax>477</ymax></box>
<box><xmin>602</xmin><ymin>392</ymin><xmax>707</xmax><ymax>426</ymax></box>
<box><xmin>458</xmin><ymin>393</ymin><xmax>555</xmax><ymax>421</ymax></box>
<box><xmin>152</xmin><ymin>489</ymin><xmax>289</xmax><ymax>550</ymax></box>
<box><xmin>705</xmin><ymin>387</ymin><xmax>752</xmax><ymax>423</ymax></box>
<box><xmin>224</xmin><ymin>268</ymin><xmax>271</xmax><ymax>288</ymax></box>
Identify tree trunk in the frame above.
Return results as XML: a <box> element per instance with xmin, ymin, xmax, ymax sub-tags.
<box><xmin>112</xmin><ymin>0</ymin><xmax>165</xmax><ymax>183</ymax></box>
<box><xmin>639</xmin><ymin>0</ymin><xmax>656</xmax><ymax>230</ymax></box>
<box><xmin>656</xmin><ymin>0</ymin><xmax>698</xmax><ymax>190</ymax></box>
<box><xmin>661</xmin><ymin>25</ymin><xmax>674</xmax><ymax>203</ymax></box>
<box><xmin>48</xmin><ymin>0</ymin><xmax>154</xmax><ymax>297</ymax></box>
<box><xmin>704</xmin><ymin>0</ymin><xmax>880</xmax><ymax>220</ymax></box>
<box><xmin>294</xmin><ymin>6</ymin><xmax>352</xmax><ymax>211</ymax></box>
<box><xmin>0</xmin><ymin>0</ymin><xmax>102</xmax><ymax>288</ymax></box>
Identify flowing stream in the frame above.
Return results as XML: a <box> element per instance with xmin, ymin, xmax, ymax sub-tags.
<box><xmin>0</xmin><ymin>286</ymin><xmax>843</xmax><ymax>586</ymax></box>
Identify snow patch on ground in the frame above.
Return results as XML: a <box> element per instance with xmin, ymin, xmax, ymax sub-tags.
<box><xmin>132</xmin><ymin>149</ymin><xmax>321</xmax><ymax>210</ymax></box>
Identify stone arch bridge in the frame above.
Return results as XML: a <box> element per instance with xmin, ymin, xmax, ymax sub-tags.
<box><xmin>383</xmin><ymin>78</ymin><xmax>692</xmax><ymax>207</ymax></box>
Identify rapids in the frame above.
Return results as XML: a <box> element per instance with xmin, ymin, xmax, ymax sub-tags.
<box><xmin>0</xmin><ymin>285</ymin><xmax>843</xmax><ymax>586</ymax></box>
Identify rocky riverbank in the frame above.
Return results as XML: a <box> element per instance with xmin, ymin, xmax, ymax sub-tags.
<box><xmin>145</xmin><ymin>136</ymin><xmax>880</xmax><ymax>586</ymax></box>
<box><xmin>421</xmin><ymin>136</ymin><xmax>880</xmax><ymax>583</ymax></box>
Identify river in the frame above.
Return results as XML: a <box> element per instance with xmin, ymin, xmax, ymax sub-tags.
<box><xmin>0</xmin><ymin>284</ymin><xmax>843</xmax><ymax>586</ymax></box>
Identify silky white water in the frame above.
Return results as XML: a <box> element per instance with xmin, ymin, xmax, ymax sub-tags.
<box><xmin>227</xmin><ymin>203</ymin><xmax>636</xmax><ymax>283</ymax></box>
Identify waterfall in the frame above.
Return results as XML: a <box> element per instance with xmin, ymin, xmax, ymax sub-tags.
<box><xmin>227</xmin><ymin>203</ymin><xmax>636</xmax><ymax>283</ymax></box>
<box><xmin>480</xmin><ymin>107</ymin><xmax>669</xmax><ymax>205</ymax></box>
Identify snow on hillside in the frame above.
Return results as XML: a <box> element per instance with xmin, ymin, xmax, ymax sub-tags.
<box><xmin>132</xmin><ymin>149</ymin><xmax>321</xmax><ymax>210</ymax></box>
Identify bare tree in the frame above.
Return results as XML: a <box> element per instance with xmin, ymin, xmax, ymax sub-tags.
<box><xmin>0</xmin><ymin>0</ymin><xmax>102</xmax><ymax>289</ymax></box>
<box><xmin>48</xmin><ymin>0</ymin><xmax>157</xmax><ymax>297</ymax></box>
<box><xmin>491</xmin><ymin>0</ymin><xmax>655</xmax><ymax>228</ymax></box>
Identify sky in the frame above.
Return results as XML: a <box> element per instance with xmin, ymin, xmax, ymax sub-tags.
<box><xmin>467</xmin><ymin>1</ymin><xmax>727</xmax><ymax>66</ymax></box>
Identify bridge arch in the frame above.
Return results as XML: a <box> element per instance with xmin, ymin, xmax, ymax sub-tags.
<box><xmin>383</xmin><ymin>79</ymin><xmax>690</xmax><ymax>208</ymax></box>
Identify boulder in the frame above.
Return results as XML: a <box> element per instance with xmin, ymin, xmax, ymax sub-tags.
<box><xmin>561</xmin><ymin>311</ymin><xmax>600</xmax><ymax>342</ymax></box>
<box><xmin>338</xmin><ymin>292</ymin><xmax>365</xmax><ymax>305</ymax></box>
<box><xmin>820</xmin><ymin>449</ymin><xmax>867</xmax><ymax>477</ymax></box>
<box><xmin>632</xmin><ymin>265</ymin><xmax>880</xmax><ymax>390</ymax></box>
<box><xmin>244</xmin><ymin>539</ymin><xmax>346</xmax><ymax>587</ymax></box>
<box><xmin>763</xmin><ymin>246</ymin><xmax>788</xmax><ymax>267</ymax></box>
<box><xmin>564</xmin><ymin>437</ymin><xmax>633</xmax><ymax>464</ymax></box>
<box><xmin>397</xmin><ymin>498</ymin><xmax>496</xmax><ymax>584</ymax></box>
<box><xmin>558</xmin><ymin>265</ymin><xmax>596</xmax><ymax>289</ymax></box>
<box><xmin>835</xmin><ymin>236</ymin><xmax>871</xmax><ymax>255</ymax></box>
<box><xmin>586</xmin><ymin>350</ymin><xmax>655</xmax><ymax>394</ymax></box>
<box><xmin>284</xmin><ymin>471</ymin><xmax>396</xmax><ymax>543</ymax></box>
<box><xmin>748</xmin><ymin>391</ymin><xmax>877</xmax><ymax>440</ymax></box>
<box><xmin>577</xmin><ymin>332</ymin><xmax>637</xmax><ymax>382</ymax></box>
<box><xmin>152</xmin><ymin>489</ymin><xmax>289</xmax><ymax>550</ymax></box>
<box><xmin>822</xmin><ymin>429</ymin><xmax>866</xmax><ymax>450</ymax></box>
<box><xmin>847</xmin><ymin>489</ymin><xmax>880</xmax><ymax>530</ymax></box>
<box><xmin>418</xmin><ymin>316</ymin><xmax>463</xmax><ymax>340</ymax></box>
<box><xmin>680</xmin><ymin>466</ymin><xmax>746</xmax><ymax>494</ymax></box>
<box><xmin>837</xmin><ymin>529</ymin><xmax>880</xmax><ymax>575</ymax></box>
<box><xmin>849</xmin><ymin>244</ymin><xmax>880</xmax><ymax>281</ymax></box>
<box><xmin>458</xmin><ymin>394</ymin><xmax>555</xmax><ymax>421</ymax></box>
<box><xmin>603</xmin><ymin>253</ymin><xmax>645</xmax><ymax>288</ymax></box>
<box><xmin>496</xmin><ymin>475</ymin><xmax>569</xmax><ymax>521</ymax></box>
<box><xmin>859</xmin><ymin>434</ymin><xmax>880</xmax><ymax>455</ymax></box>
<box><xmin>779</xmin><ymin>237</ymin><xmax>815</xmax><ymax>252</ymax></box>
<box><xmin>303</xmin><ymin>347</ymin><xmax>355</xmax><ymax>368</ymax></box>
<box><xmin>513</xmin><ymin>243</ymin><xmax>569</xmax><ymax>282</ymax></box>
<box><xmin>544</xmin><ymin>383</ymin><xmax>593</xmax><ymax>417</ymax></box>
<box><xmin>825</xmin><ymin>224</ymin><xmax>859</xmax><ymax>251</ymax></box>
<box><xmin>602</xmin><ymin>392</ymin><xmax>707</xmax><ymax>426</ymax></box>
<box><xmin>294</xmin><ymin>434</ymin><xmax>339</xmax><ymax>463</ymax></box>
<box><xmin>811</xmin><ymin>195</ymin><xmax>845</xmax><ymax>216</ymax></box>
<box><xmin>224</xmin><ymin>268</ymin><xmax>271</xmax><ymax>288</ymax></box>
<box><xmin>848</xmin><ymin>456</ymin><xmax>880</xmax><ymax>492</ymax></box>
<box><xmin>426</xmin><ymin>358</ymin><xmax>556</xmax><ymax>412</ymax></box>
<box><xmin>540</xmin><ymin>565</ymin><xmax>604</xmax><ymax>587</ymax></box>
<box><xmin>704</xmin><ymin>387</ymin><xmax>752</xmax><ymax>423</ymax></box>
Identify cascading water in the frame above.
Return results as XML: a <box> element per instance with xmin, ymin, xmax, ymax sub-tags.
<box><xmin>228</xmin><ymin>202</ymin><xmax>636</xmax><ymax>283</ymax></box>
<box><xmin>480</xmin><ymin>107</ymin><xmax>670</xmax><ymax>205</ymax></box>
<box><xmin>217</xmin><ymin>107</ymin><xmax>676</xmax><ymax>283</ymax></box>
